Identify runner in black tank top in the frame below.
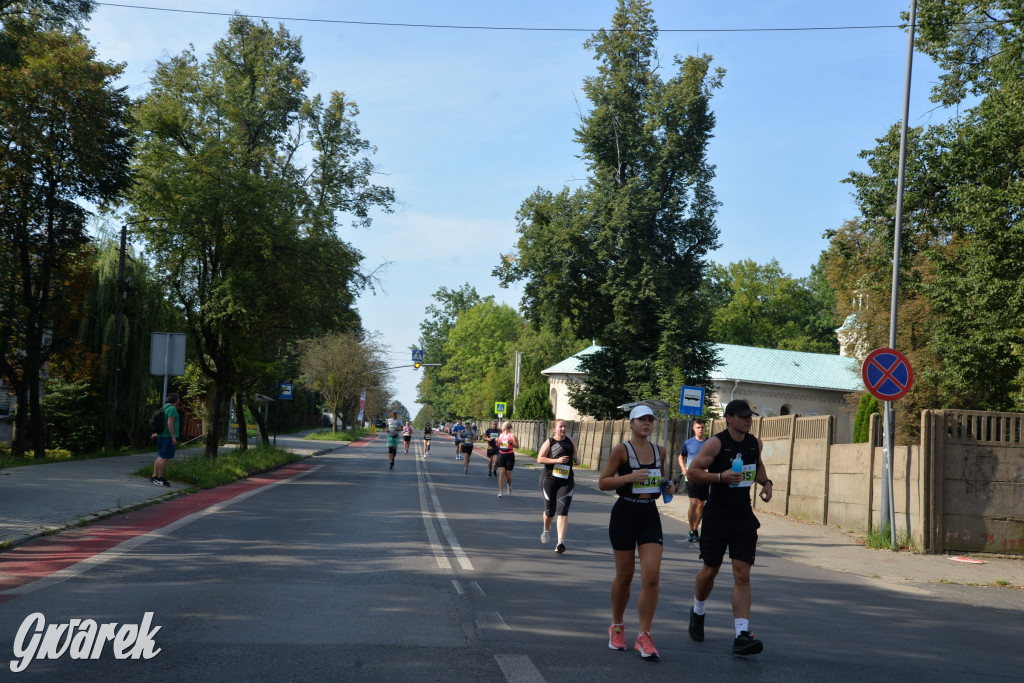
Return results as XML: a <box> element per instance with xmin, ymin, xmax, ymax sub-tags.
<box><xmin>598</xmin><ymin>405</ymin><xmax>679</xmax><ymax>661</ymax></box>
<box><xmin>684</xmin><ymin>399</ymin><xmax>774</xmax><ymax>657</ymax></box>
<box><xmin>536</xmin><ymin>419</ymin><xmax>577</xmax><ymax>553</ymax></box>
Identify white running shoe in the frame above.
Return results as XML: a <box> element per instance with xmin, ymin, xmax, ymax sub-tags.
<box><xmin>541</xmin><ymin>530</ymin><xmax>550</xmax><ymax>544</ymax></box>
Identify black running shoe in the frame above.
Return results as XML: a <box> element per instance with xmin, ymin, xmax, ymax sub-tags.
<box><xmin>161</xmin><ymin>477</ymin><xmax>170</xmax><ymax>487</ymax></box>
<box><xmin>150</xmin><ymin>476</ymin><xmax>160</xmax><ymax>486</ymax></box>
<box><xmin>555</xmin><ymin>541</ymin><xmax>566</xmax><ymax>554</ymax></box>
<box><xmin>733</xmin><ymin>630</ymin><xmax>763</xmax><ymax>655</ymax></box>
<box><xmin>688</xmin><ymin>607</ymin><xmax>705</xmax><ymax>642</ymax></box>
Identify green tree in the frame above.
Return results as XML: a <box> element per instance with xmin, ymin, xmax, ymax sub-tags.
<box><xmin>0</xmin><ymin>23</ymin><xmax>132</xmax><ymax>457</ymax></box>
<box><xmin>435</xmin><ymin>300</ymin><xmax>520</xmax><ymax>419</ymax></box>
<box><xmin>0</xmin><ymin>1</ymin><xmax>93</xmax><ymax>65</ymax></box>
<box><xmin>852</xmin><ymin>392</ymin><xmax>879</xmax><ymax>444</ymax></box>
<box><xmin>828</xmin><ymin>2</ymin><xmax>1024</xmax><ymax>419</ymax></box>
<box><xmin>497</xmin><ymin>0</ymin><xmax>722</xmax><ymax>415</ymax></box>
<box><xmin>415</xmin><ymin>284</ymin><xmax>488</xmax><ymax>418</ymax></box>
<box><xmin>130</xmin><ymin>15</ymin><xmax>393</xmax><ymax>456</ymax></box>
<box><xmin>707</xmin><ymin>258</ymin><xmax>838</xmax><ymax>353</ymax></box>
<box><xmin>298</xmin><ymin>331</ymin><xmax>389</xmax><ymax>432</ymax></box>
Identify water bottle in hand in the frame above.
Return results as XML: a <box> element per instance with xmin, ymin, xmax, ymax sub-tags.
<box><xmin>661</xmin><ymin>480</ymin><xmax>673</xmax><ymax>504</ymax></box>
<box><xmin>730</xmin><ymin>454</ymin><xmax>743</xmax><ymax>488</ymax></box>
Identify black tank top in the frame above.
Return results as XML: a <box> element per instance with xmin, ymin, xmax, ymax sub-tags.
<box><xmin>703</xmin><ymin>429</ymin><xmax>760</xmax><ymax>526</ymax></box>
<box><xmin>615</xmin><ymin>441</ymin><xmax>663</xmax><ymax>499</ymax></box>
<box><xmin>542</xmin><ymin>437</ymin><xmax>575</xmax><ymax>477</ymax></box>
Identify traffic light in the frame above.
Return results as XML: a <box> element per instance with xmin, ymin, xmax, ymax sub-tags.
<box><xmin>414</xmin><ymin>362</ymin><xmax>421</xmax><ymax>369</ymax></box>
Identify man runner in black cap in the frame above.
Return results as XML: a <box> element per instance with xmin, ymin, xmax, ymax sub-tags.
<box><xmin>685</xmin><ymin>399</ymin><xmax>773</xmax><ymax>656</ymax></box>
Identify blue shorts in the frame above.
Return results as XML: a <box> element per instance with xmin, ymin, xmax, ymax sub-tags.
<box><xmin>157</xmin><ymin>436</ymin><xmax>176</xmax><ymax>460</ymax></box>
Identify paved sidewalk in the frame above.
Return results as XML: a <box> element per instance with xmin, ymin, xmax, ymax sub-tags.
<box><xmin>0</xmin><ymin>436</ymin><xmax>337</xmax><ymax>549</ymax></box>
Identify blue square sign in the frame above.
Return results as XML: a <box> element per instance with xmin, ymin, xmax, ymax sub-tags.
<box><xmin>679</xmin><ymin>386</ymin><xmax>704</xmax><ymax>416</ymax></box>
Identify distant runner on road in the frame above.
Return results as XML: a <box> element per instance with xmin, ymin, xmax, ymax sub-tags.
<box><xmin>386</xmin><ymin>411</ymin><xmax>403</xmax><ymax>471</ymax></box>
<box><xmin>422</xmin><ymin>422</ymin><xmax>432</xmax><ymax>457</ymax></box>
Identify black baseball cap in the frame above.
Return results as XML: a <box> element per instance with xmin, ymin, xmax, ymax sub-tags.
<box><xmin>724</xmin><ymin>399</ymin><xmax>758</xmax><ymax>417</ymax></box>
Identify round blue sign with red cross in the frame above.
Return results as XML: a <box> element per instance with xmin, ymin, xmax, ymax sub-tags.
<box><xmin>862</xmin><ymin>348</ymin><xmax>914</xmax><ymax>401</ymax></box>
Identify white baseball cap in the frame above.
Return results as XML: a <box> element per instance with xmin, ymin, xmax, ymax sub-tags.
<box><xmin>629</xmin><ymin>405</ymin><xmax>655</xmax><ymax>420</ymax></box>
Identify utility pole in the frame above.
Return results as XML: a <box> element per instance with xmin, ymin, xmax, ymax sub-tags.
<box><xmin>881</xmin><ymin>0</ymin><xmax>918</xmax><ymax>551</ymax></box>
<box><xmin>512</xmin><ymin>351</ymin><xmax>521</xmax><ymax>415</ymax></box>
<box><xmin>104</xmin><ymin>217</ymin><xmax>167</xmax><ymax>450</ymax></box>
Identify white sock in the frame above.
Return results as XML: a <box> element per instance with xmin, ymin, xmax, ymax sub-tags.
<box><xmin>693</xmin><ymin>598</ymin><xmax>706</xmax><ymax>616</ymax></box>
<box><xmin>735</xmin><ymin>618</ymin><xmax>749</xmax><ymax>636</ymax></box>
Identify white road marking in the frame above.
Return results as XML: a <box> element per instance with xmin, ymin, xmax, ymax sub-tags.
<box><xmin>416</xmin><ymin>449</ymin><xmax>452</xmax><ymax>569</ymax></box>
<box><xmin>417</xmin><ymin>452</ymin><xmax>474</xmax><ymax>571</ymax></box>
<box><xmin>495</xmin><ymin>654</ymin><xmax>546</xmax><ymax>683</ymax></box>
<box><xmin>451</xmin><ymin>579</ymin><xmax>465</xmax><ymax>595</ymax></box>
<box><xmin>469</xmin><ymin>580</ymin><xmax>486</xmax><ymax>596</ymax></box>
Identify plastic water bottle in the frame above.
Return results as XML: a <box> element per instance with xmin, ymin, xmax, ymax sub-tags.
<box><xmin>661</xmin><ymin>480</ymin><xmax>673</xmax><ymax>504</ymax></box>
<box><xmin>729</xmin><ymin>454</ymin><xmax>743</xmax><ymax>488</ymax></box>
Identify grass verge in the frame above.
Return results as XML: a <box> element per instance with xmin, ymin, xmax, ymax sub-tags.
<box><xmin>304</xmin><ymin>427</ymin><xmax>369</xmax><ymax>441</ymax></box>
<box><xmin>135</xmin><ymin>445</ymin><xmax>302</xmax><ymax>489</ymax></box>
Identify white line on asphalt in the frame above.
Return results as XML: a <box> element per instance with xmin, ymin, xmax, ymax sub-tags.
<box><xmin>1</xmin><ymin>465</ymin><xmax>323</xmax><ymax>596</ymax></box>
<box><xmin>469</xmin><ymin>580</ymin><xmax>486</xmax><ymax>596</ymax></box>
<box><xmin>495</xmin><ymin>654</ymin><xmax>545</xmax><ymax>683</ymax></box>
<box><xmin>415</xmin><ymin>444</ymin><xmax>452</xmax><ymax>569</ymax></box>
<box><xmin>417</xmin><ymin>448</ymin><xmax>474</xmax><ymax>570</ymax></box>
<box><xmin>451</xmin><ymin>579</ymin><xmax>465</xmax><ymax>595</ymax></box>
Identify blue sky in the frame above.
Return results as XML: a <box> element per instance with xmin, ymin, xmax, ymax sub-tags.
<box><xmin>85</xmin><ymin>1</ymin><xmax>944</xmax><ymax>413</ymax></box>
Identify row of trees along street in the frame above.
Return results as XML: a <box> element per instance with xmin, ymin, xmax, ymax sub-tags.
<box><xmin>421</xmin><ymin>1</ymin><xmax>1024</xmax><ymax>442</ymax></box>
<box><xmin>0</xmin><ymin>2</ymin><xmax>394</xmax><ymax>458</ymax></box>
<box><xmin>4</xmin><ymin>1</ymin><xmax>1024</xmax><ymax>456</ymax></box>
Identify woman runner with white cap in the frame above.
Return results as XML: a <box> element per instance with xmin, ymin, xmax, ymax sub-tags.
<box><xmin>598</xmin><ymin>404</ymin><xmax>678</xmax><ymax>662</ymax></box>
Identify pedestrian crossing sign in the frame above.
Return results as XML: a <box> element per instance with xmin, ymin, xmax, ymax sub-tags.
<box><xmin>494</xmin><ymin>402</ymin><xmax>507</xmax><ymax>416</ymax></box>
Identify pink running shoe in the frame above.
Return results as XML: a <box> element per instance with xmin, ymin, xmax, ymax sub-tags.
<box><xmin>608</xmin><ymin>623</ymin><xmax>627</xmax><ymax>651</ymax></box>
<box><xmin>634</xmin><ymin>631</ymin><xmax>659</xmax><ymax>661</ymax></box>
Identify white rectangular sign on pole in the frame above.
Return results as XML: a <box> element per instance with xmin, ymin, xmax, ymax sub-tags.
<box><xmin>149</xmin><ymin>333</ymin><xmax>186</xmax><ymax>376</ymax></box>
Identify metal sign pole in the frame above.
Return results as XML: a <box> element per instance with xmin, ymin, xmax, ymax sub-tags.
<box><xmin>882</xmin><ymin>0</ymin><xmax>918</xmax><ymax>552</ymax></box>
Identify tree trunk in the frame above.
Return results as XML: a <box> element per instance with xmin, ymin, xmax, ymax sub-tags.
<box><xmin>27</xmin><ymin>364</ymin><xmax>45</xmax><ymax>459</ymax></box>
<box><xmin>205</xmin><ymin>381</ymin><xmax>221</xmax><ymax>458</ymax></box>
<box><xmin>12</xmin><ymin>385</ymin><xmax>27</xmax><ymax>458</ymax></box>
<box><xmin>236</xmin><ymin>390</ymin><xmax>248</xmax><ymax>452</ymax></box>
<box><xmin>248</xmin><ymin>397</ymin><xmax>269</xmax><ymax>446</ymax></box>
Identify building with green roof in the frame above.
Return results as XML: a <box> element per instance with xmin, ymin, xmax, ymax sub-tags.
<box><xmin>542</xmin><ymin>343</ymin><xmax>863</xmax><ymax>442</ymax></box>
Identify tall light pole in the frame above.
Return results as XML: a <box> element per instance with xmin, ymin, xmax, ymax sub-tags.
<box><xmin>104</xmin><ymin>217</ymin><xmax>167</xmax><ymax>449</ymax></box>
<box><xmin>881</xmin><ymin>0</ymin><xmax>918</xmax><ymax>550</ymax></box>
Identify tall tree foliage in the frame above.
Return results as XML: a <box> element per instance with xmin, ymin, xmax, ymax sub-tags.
<box><xmin>0</xmin><ymin>1</ymin><xmax>93</xmax><ymax>65</ymax></box>
<box><xmin>827</xmin><ymin>1</ymin><xmax>1024</xmax><ymax>423</ymax></box>
<box><xmin>706</xmin><ymin>258</ymin><xmax>838</xmax><ymax>353</ymax></box>
<box><xmin>497</xmin><ymin>0</ymin><xmax>722</xmax><ymax>418</ymax></box>
<box><xmin>0</xmin><ymin>21</ymin><xmax>132</xmax><ymax>457</ymax></box>
<box><xmin>130</xmin><ymin>15</ymin><xmax>393</xmax><ymax>456</ymax></box>
<box><xmin>298</xmin><ymin>331</ymin><xmax>389</xmax><ymax>432</ymax></box>
<box><xmin>415</xmin><ymin>284</ymin><xmax>487</xmax><ymax>419</ymax></box>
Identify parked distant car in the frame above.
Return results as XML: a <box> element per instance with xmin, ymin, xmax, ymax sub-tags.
<box><xmin>374</xmin><ymin>419</ymin><xmax>386</xmax><ymax>429</ymax></box>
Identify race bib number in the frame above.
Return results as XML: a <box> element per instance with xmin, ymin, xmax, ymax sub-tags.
<box><xmin>553</xmin><ymin>463</ymin><xmax>571</xmax><ymax>479</ymax></box>
<box><xmin>632</xmin><ymin>468</ymin><xmax>662</xmax><ymax>494</ymax></box>
<box><xmin>732</xmin><ymin>463</ymin><xmax>756</xmax><ymax>488</ymax></box>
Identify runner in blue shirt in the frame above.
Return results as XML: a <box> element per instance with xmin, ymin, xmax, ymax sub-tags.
<box><xmin>678</xmin><ymin>417</ymin><xmax>709</xmax><ymax>542</ymax></box>
<box><xmin>452</xmin><ymin>420</ymin><xmax>465</xmax><ymax>460</ymax></box>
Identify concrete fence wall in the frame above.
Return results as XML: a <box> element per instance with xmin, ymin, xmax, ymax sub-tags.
<box><xmin>516</xmin><ymin>408</ymin><xmax>1024</xmax><ymax>555</ymax></box>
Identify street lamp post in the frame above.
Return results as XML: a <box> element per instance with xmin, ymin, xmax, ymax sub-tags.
<box><xmin>103</xmin><ymin>217</ymin><xmax>167</xmax><ymax>449</ymax></box>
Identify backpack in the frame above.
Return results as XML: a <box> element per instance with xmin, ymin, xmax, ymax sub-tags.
<box><xmin>150</xmin><ymin>407</ymin><xmax>166</xmax><ymax>435</ymax></box>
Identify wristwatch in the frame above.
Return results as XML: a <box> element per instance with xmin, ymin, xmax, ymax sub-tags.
<box><xmin>761</xmin><ymin>478</ymin><xmax>773</xmax><ymax>487</ymax></box>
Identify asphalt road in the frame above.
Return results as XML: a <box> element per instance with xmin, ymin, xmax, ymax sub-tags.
<box><xmin>1</xmin><ymin>433</ymin><xmax>1021</xmax><ymax>681</ymax></box>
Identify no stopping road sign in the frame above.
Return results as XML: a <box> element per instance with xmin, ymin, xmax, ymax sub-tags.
<box><xmin>862</xmin><ymin>348</ymin><xmax>913</xmax><ymax>401</ymax></box>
